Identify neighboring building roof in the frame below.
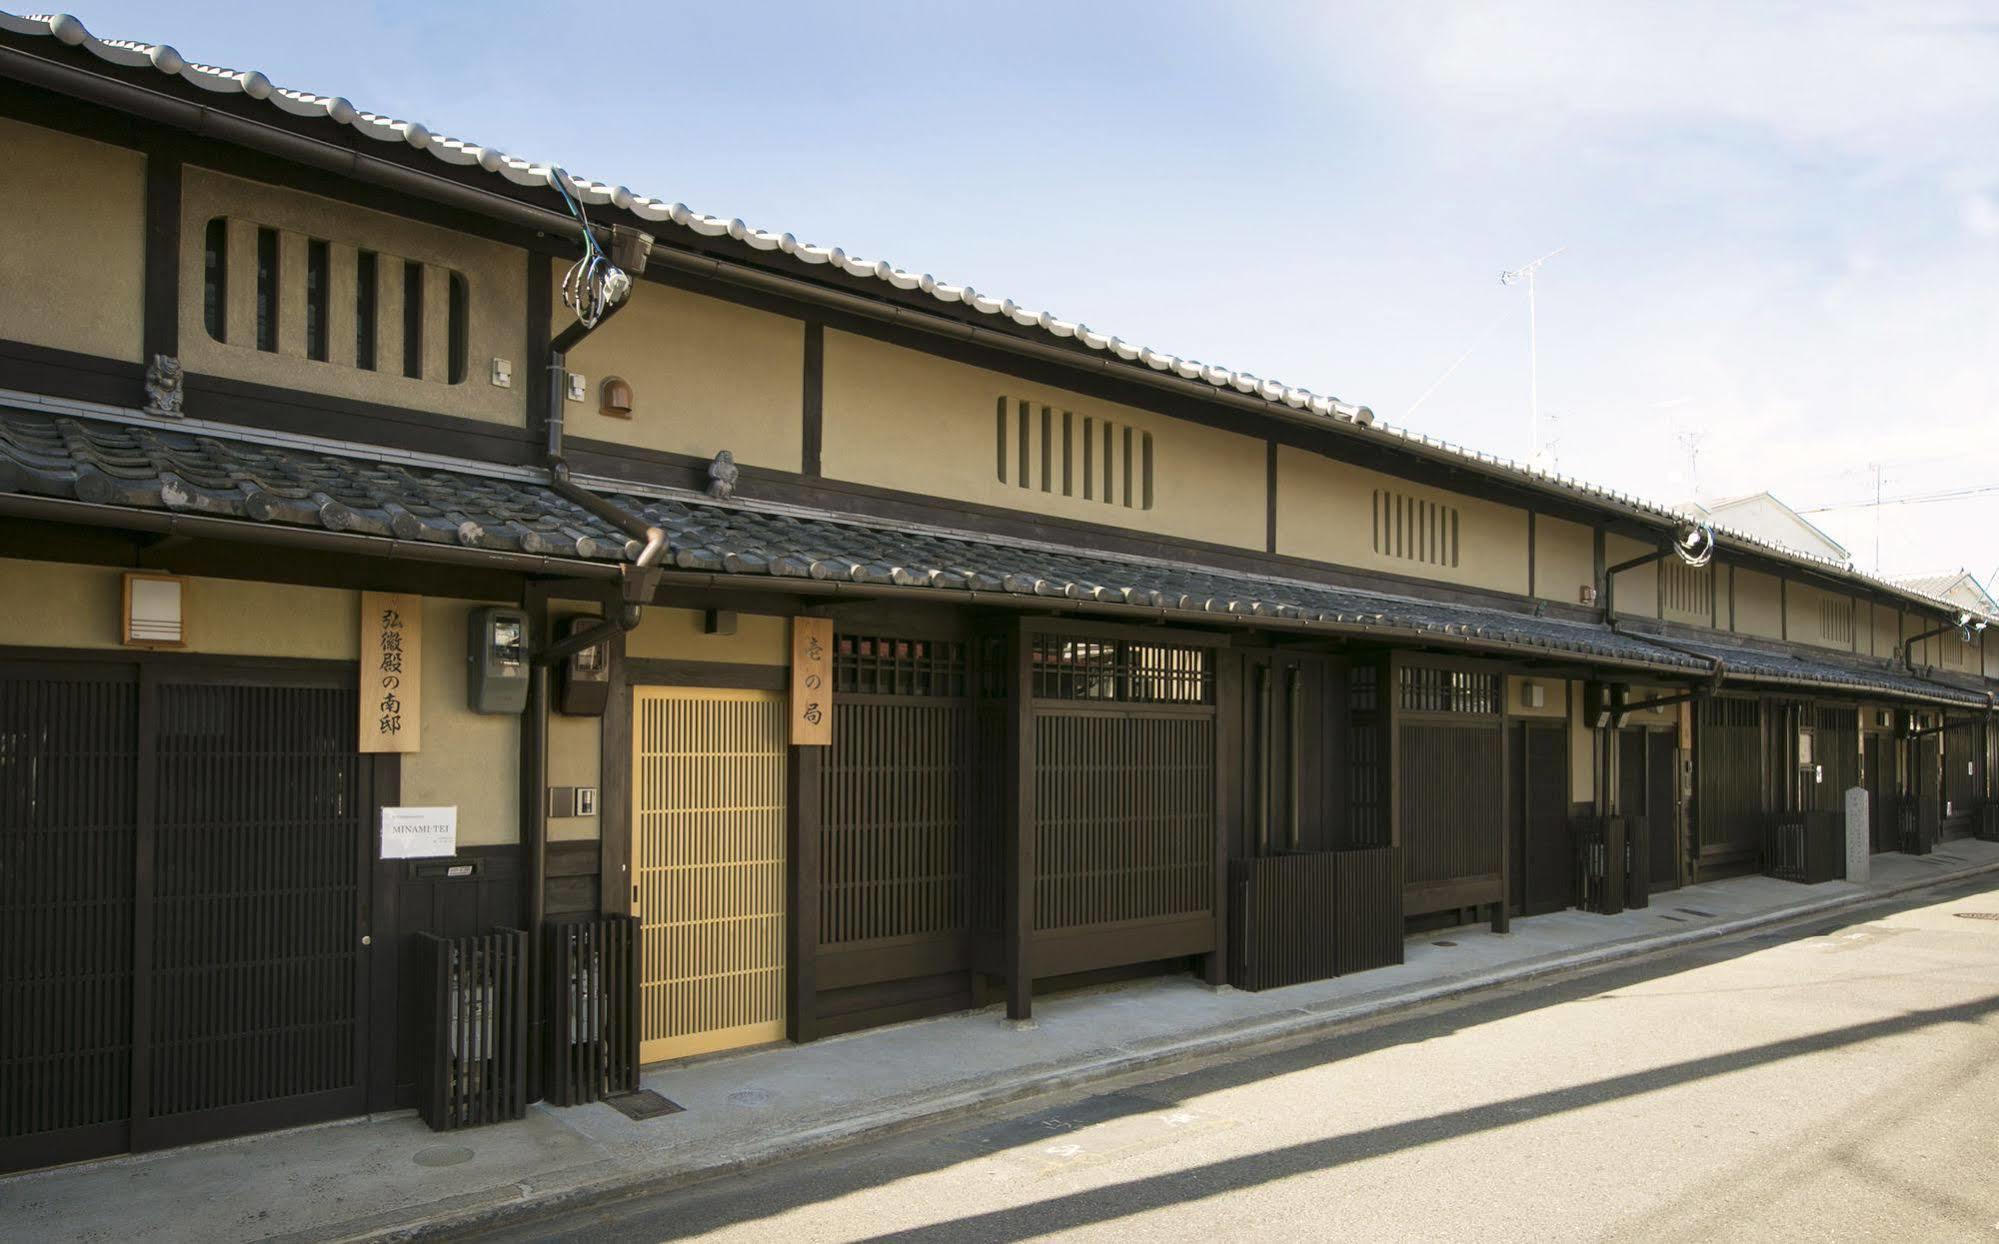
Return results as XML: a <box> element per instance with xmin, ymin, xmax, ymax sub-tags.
<box><xmin>0</xmin><ymin>11</ymin><xmax>1982</xmax><ymax>628</ymax></box>
<box><xmin>1891</xmin><ymin>569</ymin><xmax>1999</xmax><ymax>615</ymax></box>
<box><xmin>3</xmin><ymin>393</ymin><xmax>1988</xmax><ymax>707</ymax></box>
<box><xmin>1683</xmin><ymin>492</ymin><xmax>1850</xmax><ymax>563</ymax></box>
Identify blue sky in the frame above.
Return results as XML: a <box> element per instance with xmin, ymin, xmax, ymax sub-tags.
<box><xmin>58</xmin><ymin>2</ymin><xmax>1999</xmax><ymax>582</ymax></box>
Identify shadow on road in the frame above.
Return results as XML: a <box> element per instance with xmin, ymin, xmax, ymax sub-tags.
<box><xmin>475</xmin><ymin>876</ymin><xmax>1999</xmax><ymax>1243</ymax></box>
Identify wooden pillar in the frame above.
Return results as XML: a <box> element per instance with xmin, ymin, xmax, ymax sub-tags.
<box><xmin>1208</xmin><ymin>647</ymin><xmax>1241</xmax><ymax>985</ymax></box>
<box><xmin>1004</xmin><ymin>619</ymin><xmax>1035</xmax><ymax>1022</ymax></box>
<box><xmin>1493</xmin><ymin>711</ymin><xmax>1512</xmax><ymax>934</ymax></box>
<box><xmin>787</xmin><ymin>743</ymin><xmax>822</xmax><ymax>1043</ymax></box>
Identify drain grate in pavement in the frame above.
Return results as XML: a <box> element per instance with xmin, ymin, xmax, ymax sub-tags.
<box><xmin>604</xmin><ymin>1089</ymin><xmax>684</xmax><ymax>1122</ymax></box>
<box><xmin>1953</xmin><ymin>912</ymin><xmax>1999</xmax><ymax>922</ymax></box>
<box><xmin>1432</xmin><ymin>940</ymin><xmax>1457</xmax><ymax>947</ymax></box>
<box><xmin>1675</xmin><ymin>908</ymin><xmax>1718</xmax><ymax>918</ymax></box>
<box><xmin>1656</xmin><ymin>913</ymin><xmax>1686</xmax><ymax>922</ymax></box>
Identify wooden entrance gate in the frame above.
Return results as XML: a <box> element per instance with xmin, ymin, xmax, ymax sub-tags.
<box><xmin>1510</xmin><ymin>720</ymin><xmax>1571</xmax><ymax>915</ymax></box>
<box><xmin>630</xmin><ymin>687</ymin><xmax>787</xmax><ymax>1063</ymax></box>
<box><xmin>0</xmin><ymin>657</ymin><xmax>371</xmax><ymax>1174</ymax></box>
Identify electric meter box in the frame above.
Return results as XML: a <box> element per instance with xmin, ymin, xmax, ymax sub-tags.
<box><xmin>556</xmin><ymin>615</ymin><xmax>612</xmax><ymax>717</ymax></box>
<box><xmin>467</xmin><ymin>606</ymin><xmax>531</xmax><ymax>714</ymax></box>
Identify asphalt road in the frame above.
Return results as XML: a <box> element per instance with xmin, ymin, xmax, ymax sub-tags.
<box><xmin>465</xmin><ymin>875</ymin><xmax>1999</xmax><ymax>1243</ymax></box>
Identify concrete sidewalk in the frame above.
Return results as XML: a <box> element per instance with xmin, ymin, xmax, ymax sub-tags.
<box><xmin>8</xmin><ymin>841</ymin><xmax>1999</xmax><ymax>1244</ymax></box>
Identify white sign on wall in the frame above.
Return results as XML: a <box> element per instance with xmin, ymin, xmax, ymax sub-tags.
<box><xmin>380</xmin><ymin>805</ymin><xmax>458</xmax><ymax>860</ymax></box>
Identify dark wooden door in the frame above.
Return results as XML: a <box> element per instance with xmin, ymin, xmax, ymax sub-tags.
<box><xmin>0</xmin><ymin>659</ymin><xmax>370</xmax><ymax>1174</ymax></box>
<box><xmin>1916</xmin><ymin>733</ymin><xmax>1941</xmax><ymax>848</ymax></box>
<box><xmin>1239</xmin><ymin>652</ymin><xmax>1340</xmax><ymax>855</ymax></box>
<box><xmin>1647</xmin><ymin>731</ymin><xmax>1679</xmax><ymax>890</ymax></box>
<box><xmin>1512</xmin><ymin>721</ymin><xmax>1570</xmax><ymax>916</ymax></box>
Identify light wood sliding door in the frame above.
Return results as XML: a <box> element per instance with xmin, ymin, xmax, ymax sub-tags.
<box><xmin>632</xmin><ymin>687</ymin><xmax>788</xmax><ymax>1063</ymax></box>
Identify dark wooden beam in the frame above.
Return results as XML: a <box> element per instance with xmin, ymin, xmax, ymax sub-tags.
<box><xmin>142</xmin><ymin>145</ymin><xmax>181</xmax><ymax>368</ymax></box>
<box><xmin>801</xmin><ymin>321</ymin><xmax>824</xmax><ymax>477</ymax></box>
<box><xmin>787</xmin><ymin>742</ymin><xmax>822</xmax><ymax>1043</ymax></box>
<box><xmin>1004</xmin><ymin>617</ymin><xmax>1035</xmax><ymax>1022</ymax></box>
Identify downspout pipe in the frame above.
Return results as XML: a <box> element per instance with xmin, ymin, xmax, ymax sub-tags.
<box><xmin>1610</xmin><ymin>619</ymin><xmax>1726</xmax><ymax>691</ymax></box>
<box><xmin>534</xmin><ymin>287</ymin><xmax>667</xmax><ymax>666</ymax></box>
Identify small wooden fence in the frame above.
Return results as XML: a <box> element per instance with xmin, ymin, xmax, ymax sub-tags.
<box><xmin>543</xmin><ymin>916</ymin><xmax>641</xmax><ymax>1106</ymax></box>
<box><xmin>415</xmin><ymin>928</ymin><xmax>529</xmax><ymax>1131</ymax></box>
<box><xmin>1228</xmin><ymin>847</ymin><xmax>1402</xmax><ymax>991</ymax></box>
<box><xmin>1575</xmin><ymin>816</ymin><xmax>1646</xmax><ymax>915</ymax></box>
<box><xmin>1765</xmin><ymin>812</ymin><xmax>1845</xmax><ymax>884</ymax></box>
<box><xmin>1898</xmin><ymin>805</ymin><xmax>1933</xmax><ymax>856</ymax></box>
<box><xmin>1976</xmin><ymin>804</ymin><xmax>1999</xmax><ymax>843</ymax></box>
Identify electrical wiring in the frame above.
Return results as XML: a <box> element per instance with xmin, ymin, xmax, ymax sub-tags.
<box><xmin>1675</xmin><ymin>520</ymin><xmax>1716</xmax><ymax>568</ymax></box>
<box><xmin>551</xmin><ymin>167</ymin><xmax>629</xmax><ymax>327</ymax></box>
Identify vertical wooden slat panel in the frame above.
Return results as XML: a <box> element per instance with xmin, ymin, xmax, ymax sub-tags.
<box><xmin>632</xmin><ymin>687</ymin><xmax>787</xmax><ymax>1063</ymax></box>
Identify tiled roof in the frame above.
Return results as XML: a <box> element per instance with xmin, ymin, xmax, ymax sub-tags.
<box><xmin>1</xmin><ymin>10</ymin><xmax>1986</xmax><ymax>624</ymax></box>
<box><xmin>0</xmin><ymin>398</ymin><xmax>1688</xmax><ymax>671</ymax></box>
<box><xmin>1640</xmin><ymin>632</ymin><xmax>1993</xmax><ymax>710</ymax></box>
<box><xmin>4</xmin><ymin>396</ymin><xmax>1992</xmax><ymax>709</ymax></box>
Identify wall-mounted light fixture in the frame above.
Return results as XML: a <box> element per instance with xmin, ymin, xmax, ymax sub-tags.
<box><xmin>122</xmin><ymin>572</ymin><xmax>186</xmax><ymax>648</ymax></box>
<box><xmin>600</xmin><ymin>376</ymin><xmax>633</xmax><ymax>419</ymax></box>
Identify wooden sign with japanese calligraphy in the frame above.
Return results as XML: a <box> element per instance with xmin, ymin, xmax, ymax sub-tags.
<box><xmin>360</xmin><ymin>592</ymin><xmax>422</xmax><ymax>753</ymax></box>
<box><xmin>790</xmin><ymin>616</ymin><xmax>832</xmax><ymax>746</ymax></box>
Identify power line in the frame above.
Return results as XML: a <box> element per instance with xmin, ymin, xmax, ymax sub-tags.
<box><xmin>1798</xmin><ymin>480</ymin><xmax>1999</xmax><ymax>513</ymax></box>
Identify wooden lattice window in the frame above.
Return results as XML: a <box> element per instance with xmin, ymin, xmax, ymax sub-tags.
<box><xmin>995</xmin><ymin>397</ymin><xmax>1154</xmax><ymax>510</ymax></box>
<box><xmin>1029</xmin><ymin>636</ymin><xmax>1212</xmax><ymax>704</ymax></box>
<box><xmin>833</xmin><ymin>634</ymin><xmax>970</xmax><ymax>698</ymax></box>
<box><xmin>1819</xmin><ymin>598</ymin><xmax>1853</xmax><ymax>644</ymax></box>
<box><xmin>1662</xmin><ymin>560</ymin><xmax>1713</xmax><ymax>618</ymax></box>
<box><xmin>199</xmin><ymin>216</ymin><xmax>469</xmax><ymax>384</ymax></box>
<box><xmin>1371</xmin><ymin>490</ymin><xmax>1460</xmax><ymax>568</ymax></box>
<box><xmin>1396</xmin><ymin>665</ymin><xmax>1499</xmax><ymax>715</ymax></box>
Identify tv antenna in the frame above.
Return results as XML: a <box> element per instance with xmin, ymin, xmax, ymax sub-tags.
<box><xmin>1499</xmin><ymin>247</ymin><xmax>1564</xmax><ymax>464</ymax></box>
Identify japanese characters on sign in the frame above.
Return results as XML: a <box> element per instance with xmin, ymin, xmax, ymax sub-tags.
<box><xmin>359</xmin><ymin>591</ymin><xmax>423</xmax><ymax>753</ymax></box>
<box><xmin>790</xmin><ymin>615</ymin><xmax>833</xmax><ymax>746</ymax></box>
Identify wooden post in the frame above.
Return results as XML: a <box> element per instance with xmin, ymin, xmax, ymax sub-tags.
<box><xmin>1493</xmin><ymin>710</ymin><xmax>1512</xmax><ymax>934</ymax></box>
<box><xmin>1004</xmin><ymin>620</ymin><xmax>1035</xmax><ymax>1022</ymax></box>
<box><xmin>787</xmin><ymin>743</ymin><xmax>821</xmax><ymax>1043</ymax></box>
<box><xmin>1209</xmin><ymin>647</ymin><xmax>1241</xmax><ymax>985</ymax></box>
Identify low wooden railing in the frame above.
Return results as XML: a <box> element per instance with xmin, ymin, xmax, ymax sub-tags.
<box><xmin>1765</xmin><ymin>811</ymin><xmax>1844</xmax><ymax>884</ymax></box>
<box><xmin>415</xmin><ymin>928</ymin><xmax>529</xmax><ymax>1131</ymax></box>
<box><xmin>1228</xmin><ymin>847</ymin><xmax>1402</xmax><ymax>991</ymax></box>
<box><xmin>1977</xmin><ymin>804</ymin><xmax>1999</xmax><ymax>843</ymax></box>
<box><xmin>1898</xmin><ymin>805</ymin><xmax>1933</xmax><ymax>856</ymax></box>
<box><xmin>1575</xmin><ymin>816</ymin><xmax>1646</xmax><ymax>914</ymax></box>
<box><xmin>543</xmin><ymin>916</ymin><xmax>641</xmax><ymax>1106</ymax></box>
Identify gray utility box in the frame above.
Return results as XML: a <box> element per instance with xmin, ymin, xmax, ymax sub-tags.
<box><xmin>467</xmin><ymin>606</ymin><xmax>531</xmax><ymax>714</ymax></box>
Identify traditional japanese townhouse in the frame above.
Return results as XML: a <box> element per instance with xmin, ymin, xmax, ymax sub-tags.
<box><xmin>1</xmin><ymin>11</ymin><xmax>1995</xmax><ymax>1172</ymax></box>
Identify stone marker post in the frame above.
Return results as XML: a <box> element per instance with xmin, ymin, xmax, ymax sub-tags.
<box><xmin>1845</xmin><ymin>786</ymin><xmax>1870</xmax><ymax>884</ymax></box>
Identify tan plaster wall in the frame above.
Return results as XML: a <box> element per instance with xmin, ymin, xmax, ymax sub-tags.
<box><xmin>1278</xmin><ymin>447</ymin><xmax>1530</xmax><ymax>594</ymax></box>
<box><xmin>625</xmin><ymin>605</ymin><xmax>789</xmax><ymax>665</ymax></box>
<box><xmin>1535</xmin><ymin>516</ymin><xmax>1595</xmax><ymax>606</ymax></box>
<box><xmin>558</xmin><ymin>271</ymin><xmax>804</xmax><ymax>471</ymax></box>
<box><xmin>178</xmin><ymin>167</ymin><xmax>527</xmax><ymax>425</ymax></box>
<box><xmin>402</xmin><ymin>597</ymin><xmax>519</xmax><ymax>847</ymax></box>
<box><xmin>0</xmin><ymin>119</ymin><xmax>145</xmax><ymax>362</ymax></box>
<box><xmin>1870</xmin><ymin>603</ymin><xmax>1898</xmax><ymax>660</ymax></box>
<box><xmin>1785</xmin><ymin>581</ymin><xmax>1856</xmax><ymax>652</ymax></box>
<box><xmin>822</xmin><ymin>330</ymin><xmax>1267</xmax><ymax>550</ymax></box>
<box><xmin>0</xmin><ymin>558</ymin><xmax>355</xmax><ymax>656</ymax></box>
<box><xmin>1570</xmin><ymin>681</ymin><xmax>1596</xmax><ymax>805</ymax></box>
<box><xmin>1506</xmin><ymin>674</ymin><xmax>1567</xmax><ymax>719</ymax></box>
<box><xmin>1732</xmin><ymin>567</ymin><xmax>1784</xmax><ymax>640</ymax></box>
<box><xmin>547</xmin><ymin>604</ymin><xmax>603</xmax><ymax>844</ymax></box>
<box><xmin>1620</xmin><ymin>685</ymin><xmax>1680</xmax><ymax>727</ymax></box>
<box><xmin>1605</xmin><ymin>534</ymin><xmax>1659</xmax><ymax>618</ymax></box>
